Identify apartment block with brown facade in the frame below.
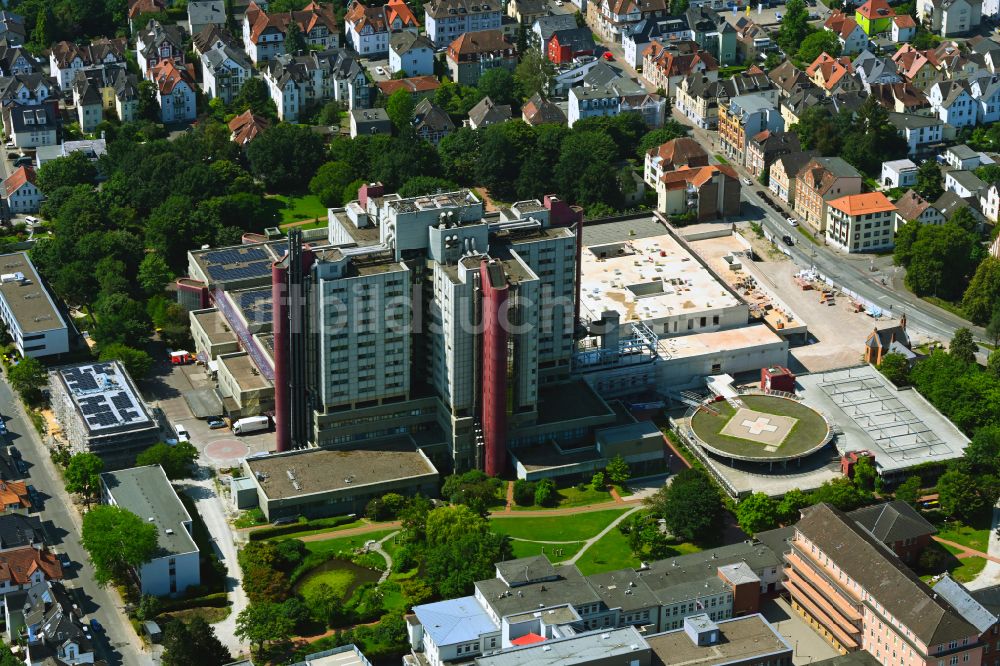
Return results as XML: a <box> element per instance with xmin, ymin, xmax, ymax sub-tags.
<box><xmin>769</xmin><ymin>150</ymin><xmax>818</xmax><ymax>205</ymax></box>
<box><xmin>717</xmin><ymin>94</ymin><xmax>783</xmax><ymax>166</ymax></box>
<box><xmin>785</xmin><ymin>503</ymin><xmax>983</xmax><ymax>665</ymax></box>
<box><xmin>745</xmin><ymin>131</ymin><xmax>800</xmax><ymax>180</ymax></box>
<box><xmin>793</xmin><ymin>157</ymin><xmax>863</xmax><ymax>231</ymax></box>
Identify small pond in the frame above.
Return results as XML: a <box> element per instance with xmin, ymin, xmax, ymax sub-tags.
<box><xmin>293</xmin><ymin>558</ymin><xmax>380</xmax><ymax>600</ymax></box>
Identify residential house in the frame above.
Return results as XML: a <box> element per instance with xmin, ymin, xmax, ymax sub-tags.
<box><xmin>532</xmin><ymin>14</ymin><xmax>578</xmax><ymax>48</ymax></box>
<box><xmin>389</xmin><ymin>32</ymin><xmax>435</xmax><ymax>76</ymax></box>
<box><xmin>985</xmin><ymin>183</ymin><xmax>1000</xmax><ymax>222</ymax></box>
<box><xmin>745</xmin><ymin>131</ymin><xmax>800</xmax><ymax>180</ymax></box>
<box><xmin>507</xmin><ymin>0</ymin><xmax>548</xmax><ymax>26</ymax></box>
<box><xmin>684</xmin><ymin>5</ymin><xmax>737</xmax><ymax>66</ymax></box>
<box><xmin>863</xmin><ymin>323</ymin><xmax>915</xmax><ymax>364</ymax></box>
<box><xmin>521</xmin><ymin>92</ymin><xmax>567</xmax><ymax>125</ymax></box>
<box><xmin>780</xmin><ymin>89</ymin><xmax>830</xmax><ymax>128</ymax></box>
<box><xmin>2</xmin><ymin>103</ymin><xmax>58</xmax><ymax>149</ymax></box>
<box><xmin>192</xmin><ymin>24</ymin><xmax>238</xmax><ymax>58</ymax></box>
<box><xmin>1</xmin><ymin>166</ymin><xmax>41</xmax><ymax>216</ymax></box>
<box><xmin>0</xmin><ymin>12</ymin><xmax>25</xmax><ymax>47</ymax></box>
<box><xmin>425</xmin><ymin>0</ymin><xmax>503</xmax><ymax>47</ymax></box>
<box><xmin>100</xmin><ymin>465</ymin><xmax>200</xmax><ymax>597</ymax></box>
<box><xmin>853</xmin><ymin>50</ymin><xmax>902</xmax><ymax>91</ymax></box>
<box><xmin>887</xmin><ymin>111</ymin><xmax>944</xmax><ymax>156</ymax></box>
<box><xmin>0</xmin><ymin>46</ymin><xmax>40</xmax><ymax>77</ymax></box>
<box><xmin>806</xmin><ymin>52</ymin><xmax>858</xmax><ymax>95</ymax></box>
<box><xmin>245</xmin><ymin>1</ymin><xmax>341</xmax><ymax>63</ymax></box>
<box><xmin>674</xmin><ymin>74</ymin><xmax>723</xmax><ymax>128</ymax></box>
<box><xmin>113</xmin><ymin>70</ymin><xmax>140</xmax><ymax>124</ymax></box>
<box><xmin>128</xmin><ymin>0</ymin><xmax>166</xmax><ymax>32</ymax></box>
<box><xmin>547</xmin><ymin>27</ymin><xmax>595</xmax><ymax>65</ymax></box>
<box><xmin>734</xmin><ymin>16</ymin><xmax>772</xmax><ymax>65</ymax></box>
<box><xmin>793</xmin><ymin>156</ymin><xmax>863</xmax><ymax>231</ymax></box>
<box><xmin>48</xmin><ymin>38</ymin><xmax>128</xmax><ymax>90</ymax></box>
<box><xmin>568</xmin><ymin>86</ymin><xmax>620</xmax><ymax>127</ymax></box>
<box><xmin>968</xmin><ymin>74</ymin><xmax>1000</xmax><ymax>124</ymax></box>
<box><xmin>642</xmin><ymin>41</ymin><xmax>718</xmax><ymax>98</ymax></box>
<box><xmin>855</xmin><ymin>0</ymin><xmax>896</xmax><ymax>35</ymax></box>
<box><xmin>717</xmin><ymin>93</ymin><xmax>784</xmax><ymax>165</ymax></box>
<box><xmin>229</xmin><ymin>109</ymin><xmax>270</xmax><ymax>145</ymax></box>
<box><xmin>869</xmin><ymin>81</ymin><xmax>931</xmax><ymax>115</ymax></box>
<box><xmin>945</xmin><ymin>143</ymin><xmax>993</xmax><ymax>169</ymax></box>
<box><xmin>187</xmin><ymin>0</ymin><xmax>226</xmax><ymax>35</ymax></box>
<box><xmin>0</xmin><ymin>479</ymin><xmax>30</xmax><ymax>514</ymax></box>
<box><xmin>150</xmin><ymin>59</ymin><xmax>197</xmax><ymax>124</ymax></box>
<box><xmin>945</xmin><ymin>169</ymin><xmax>986</xmax><ymax>198</ymax></box>
<box><xmin>824</xmin><ymin>11</ymin><xmax>868</xmax><ymax>55</ymax></box>
<box><xmin>892</xmin><ymin>14</ymin><xmax>917</xmax><ymax>42</ymax></box>
<box><xmin>891</xmin><ymin>44</ymin><xmax>938</xmax><ymax>89</ymax></box>
<box><xmin>350</xmin><ymin>108</ymin><xmax>393</xmax><ymax>137</ymax></box>
<box><xmin>657</xmin><ymin>164</ymin><xmax>741</xmax><ymax>221</ymax></box>
<box><xmin>467</xmin><ymin>95</ymin><xmax>512</xmax><ymax>128</ymax></box>
<box><xmin>894</xmin><ymin>188</ymin><xmax>945</xmax><ymax>229</ymax></box>
<box><xmin>880</xmin><ymin>158</ymin><xmax>918</xmax><ymax>188</ymax></box>
<box><xmin>344</xmin><ymin>0</ymin><xmax>420</xmax><ymax>58</ymax></box>
<box><xmin>825</xmin><ymin>192</ymin><xmax>897</xmax><ymax>252</ymax></box>
<box><xmin>920</xmin><ymin>0</ymin><xmax>982</xmax><ymax>36</ymax></box>
<box><xmin>769</xmin><ymin>150</ymin><xmax>819</xmax><ymax>204</ymax></box>
<box><xmin>621</xmin><ymin>91</ymin><xmax>667</xmax><ymax>128</ymax></box>
<box><xmin>136</xmin><ymin>20</ymin><xmax>186</xmax><ymax>77</ymax></box>
<box><xmin>622</xmin><ymin>18</ymin><xmax>673</xmax><ymax>68</ymax></box>
<box><xmin>14</xmin><ymin>581</ymin><xmax>96</xmax><ymax>666</ymax></box>
<box><xmin>0</xmin><ymin>74</ymin><xmax>56</xmax><ymax>108</ymax></box>
<box><xmin>0</xmin><ymin>547</ymin><xmax>61</xmax><ymax>601</ymax></box>
<box><xmin>0</xmin><ymin>514</ymin><xmax>43</xmax><ymax>552</ymax></box>
<box><xmin>265</xmin><ymin>49</ymin><xmax>370</xmax><ymax>121</ymax></box>
<box><xmin>447</xmin><ymin>29</ymin><xmax>516</xmax><ymax>86</ymax></box>
<box><xmin>587</xmin><ymin>0</ymin><xmax>668</xmax><ymax>44</ymax></box>
<box><xmin>201</xmin><ymin>42</ymin><xmax>252</xmax><ymax>104</ymax></box>
<box><xmin>377</xmin><ymin>75</ymin><xmax>441</xmax><ymax>102</ymax></box>
<box><xmin>784</xmin><ymin>503</ymin><xmax>983</xmax><ymax>658</ymax></box>
<box><xmin>768</xmin><ymin>60</ymin><xmax>813</xmax><ymax>99</ymax></box>
<box><xmin>413</xmin><ymin>98</ymin><xmax>455</xmax><ymax>144</ymax></box>
<box><xmin>644</xmin><ymin>137</ymin><xmax>709</xmax><ymax>187</ymax></box>
<box><xmin>928</xmin><ymin>79</ymin><xmax>977</xmax><ymax>127</ymax></box>
<box><xmin>847</xmin><ymin>500</ymin><xmax>935</xmax><ymax>562</ymax></box>
<box><xmin>71</xmin><ymin>65</ymin><xmax>126</xmax><ymax>132</ymax></box>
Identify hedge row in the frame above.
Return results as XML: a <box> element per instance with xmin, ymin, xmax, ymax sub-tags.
<box><xmin>248</xmin><ymin>514</ymin><xmax>355</xmax><ymax>541</ymax></box>
<box><xmin>158</xmin><ymin>592</ymin><xmax>230</xmax><ymax>613</ymax></box>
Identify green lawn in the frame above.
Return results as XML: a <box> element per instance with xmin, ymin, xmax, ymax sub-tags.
<box><xmin>297</xmin><ymin>567</ymin><xmax>356</xmax><ymax>599</ymax></box>
<box><xmin>575</xmin><ymin>529</ymin><xmax>640</xmax><ymax>575</ymax></box>
<box><xmin>265</xmin><ymin>193</ymin><xmax>328</xmax><ymax>226</ymax></box>
<box><xmin>510</xmin><ymin>484</ymin><xmax>630</xmax><ymax>511</ymax></box>
<box><xmin>714</xmin><ymin>154</ymin><xmax>730</xmax><ymax>165</ymax></box>
<box><xmin>509</xmin><ymin>540</ymin><xmax>585</xmax><ymax>561</ymax></box>
<box><xmin>935</xmin><ymin>518</ymin><xmax>991</xmax><ymax>553</ymax></box>
<box><xmin>301</xmin><ymin>529</ymin><xmax>397</xmax><ymax>557</ymax></box>
<box><xmin>269</xmin><ymin>518</ymin><xmax>368</xmax><ymax>542</ymax></box>
<box><xmin>951</xmin><ymin>556</ymin><xmax>987</xmax><ymax>583</ymax></box>
<box><xmin>490</xmin><ymin>509</ymin><xmax>628</xmax><ymax>542</ymax></box>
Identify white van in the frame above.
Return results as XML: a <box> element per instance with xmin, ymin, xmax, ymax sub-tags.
<box><xmin>232</xmin><ymin>416</ymin><xmax>270</xmax><ymax>435</ymax></box>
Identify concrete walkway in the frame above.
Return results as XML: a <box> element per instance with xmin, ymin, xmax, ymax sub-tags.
<box><xmin>565</xmin><ymin>506</ymin><xmax>642</xmax><ymax>565</ymax></box>
<box><xmin>372</xmin><ymin>531</ymin><xmax>398</xmax><ymax>584</ymax></box>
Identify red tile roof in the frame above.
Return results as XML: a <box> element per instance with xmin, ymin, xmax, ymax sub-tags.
<box><xmin>151</xmin><ymin>58</ymin><xmax>194</xmax><ymax>95</ymax></box>
<box><xmin>377</xmin><ymin>75</ymin><xmax>441</xmax><ymax>95</ymax></box>
<box><xmin>228</xmin><ymin>110</ymin><xmax>270</xmax><ymax>145</ymax></box>
<box><xmin>660</xmin><ymin>164</ymin><xmax>738</xmax><ymax>190</ymax></box>
<box><xmin>0</xmin><ymin>547</ymin><xmax>62</xmax><ymax>586</ymax></box>
<box><xmin>828</xmin><ymin>192</ymin><xmax>896</xmax><ymax>216</ymax></box>
<box><xmin>2</xmin><ymin>166</ymin><xmax>35</xmax><ymax>199</ymax></box>
<box><xmin>856</xmin><ymin>0</ymin><xmax>895</xmax><ymax>20</ymax></box>
<box><xmin>128</xmin><ymin>0</ymin><xmax>166</xmax><ymax>19</ymax></box>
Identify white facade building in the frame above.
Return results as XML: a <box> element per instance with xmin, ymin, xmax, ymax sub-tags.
<box><xmin>568</xmin><ymin>86</ymin><xmax>621</xmax><ymax>127</ymax></box>
<box><xmin>424</xmin><ymin>0</ymin><xmax>503</xmax><ymax>46</ymax></box>
<box><xmin>0</xmin><ymin>253</ymin><xmax>69</xmax><ymax>358</ymax></box>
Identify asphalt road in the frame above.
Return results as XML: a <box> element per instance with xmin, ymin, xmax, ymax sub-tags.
<box><xmin>0</xmin><ymin>377</ymin><xmax>152</xmax><ymax>666</ymax></box>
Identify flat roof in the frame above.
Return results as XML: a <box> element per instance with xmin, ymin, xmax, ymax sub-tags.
<box><xmin>536</xmin><ymin>380</ymin><xmax>614</xmax><ymax>424</ymax></box>
<box><xmin>54</xmin><ymin>361</ymin><xmax>155</xmax><ymax>436</ymax></box>
<box><xmin>100</xmin><ymin>465</ymin><xmax>198</xmax><ymax>557</ymax></box>
<box><xmin>218</xmin><ymin>353</ymin><xmax>271</xmax><ymax>391</ymax></box>
<box><xmin>289</xmin><ymin>644</ymin><xmax>372</xmax><ymax>666</ymax></box>
<box><xmin>246</xmin><ymin>437</ymin><xmax>438</xmax><ymax>500</ymax></box>
<box><xmin>192</xmin><ymin>309</ymin><xmax>238</xmax><ymax>345</ymax></box>
<box><xmin>0</xmin><ymin>252</ymin><xmax>67</xmax><ymax>334</ymax></box>
<box><xmin>475</xmin><ymin>627</ymin><xmax>648</xmax><ymax>666</ymax></box>
<box><xmin>797</xmin><ymin>365</ymin><xmax>971</xmax><ymax>473</ymax></box>
<box><xmin>231</xmin><ymin>287</ymin><xmax>273</xmax><ymax>329</ymax></box>
<box><xmin>647</xmin><ymin>614</ymin><xmax>791</xmax><ymax>666</ymax></box>
<box><xmin>190</xmin><ymin>242</ymin><xmax>284</xmax><ymax>286</ymax></box>
<box><xmin>580</xmin><ymin>233</ymin><xmax>739</xmax><ymax>325</ymax></box>
<box><xmin>413</xmin><ymin>596</ymin><xmax>498</xmax><ymax>647</ymax></box>
<box><xmin>658</xmin><ymin>324</ymin><xmax>784</xmax><ymax>359</ymax></box>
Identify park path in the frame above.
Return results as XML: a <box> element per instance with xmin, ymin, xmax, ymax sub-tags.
<box><xmin>372</xmin><ymin>531</ymin><xmax>398</xmax><ymax>584</ymax></box>
<box><xmin>566</xmin><ymin>506</ymin><xmax>642</xmax><ymax>565</ymax></box>
<box><xmin>933</xmin><ymin>536</ymin><xmax>1000</xmax><ymax>565</ymax></box>
<box><xmin>504</xmin><ymin>481</ymin><xmax>514</xmax><ymax>512</ymax></box>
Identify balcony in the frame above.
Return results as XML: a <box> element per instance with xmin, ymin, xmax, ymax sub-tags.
<box><xmin>786</xmin><ymin>579</ymin><xmax>860</xmax><ymax>650</ymax></box>
<box><xmin>785</xmin><ymin>549</ymin><xmax>863</xmax><ymax>613</ymax></box>
<box><xmin>785</xmin><ymin>569</ymin><xmax>861</xmax><ymax>634</ymax></box>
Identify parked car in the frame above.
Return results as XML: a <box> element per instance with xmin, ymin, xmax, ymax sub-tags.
<box><xmin>207</xmin><ymin>418</ymin><xmax>226</xmax><ymax>429</ymax></box>
<box><xmin>775</xmin><ymin>12</ymin><xmax>783</xmax><ymax>20</ymax></box>
<box><xmin>375</xmin><ymin>66</ymin><xmax>386</xmax><ymax>76</ymax></box>
<box><xmin>782</xmin><ymin>235</ymin><xmax>795</xmax><ymax>246</ymax></box>
<box><xmin>602</xmin><ymin>51</ymin><xmax>614</xmax><ymax>61</ymax></box>
<box><xmin>8</xmin><ymin>445</ymin><xmax>21</xmax><ymax>459</ymax></box>
<box><xmin>786</xmin><ymin>216</ymin><xmax>799</xmax><ymax>227</ymax></box>
<box><xmin>740</xmin><ymin>177</ymin><xmax>752</xmax><ymax>186</ymax></box>
<box><xmin>90</xmin><ymin>619</ymin><xmax>102</xmax><ymax>633</ymax></box>
<box><xmin>6</xmin><ymin>152</ymin><xmax>17</xmax><ymax>160</ymax></box>
<box><xmin>172</xmin><ymin>424</ymin><xmax>190</xmax><ymax>444</ymax></box>
<box><xmin>24</xmin><ymin>216</ymin><xmax>38</xmax><ymax>225</ymax></box>
<box><xmin>13</xmin><ymin>156</ymin><xmax>32</xmax><ymax>167</ymax></box>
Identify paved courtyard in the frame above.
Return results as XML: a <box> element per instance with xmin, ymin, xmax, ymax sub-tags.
<box><xmin>761</xmin><ymin>597</ymin><xmax>840</xmax><ymax>666</ymax></box>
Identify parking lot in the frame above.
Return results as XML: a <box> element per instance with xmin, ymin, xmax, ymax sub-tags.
<box><xmin>138</xmin><ymin>355</ymin><xmax>275</xmax><ymax>470</ymax></box>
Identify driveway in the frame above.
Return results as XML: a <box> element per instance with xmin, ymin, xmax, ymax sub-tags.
<box><xmin>0</xmin><ymin>377</ymin><xmax>151</xmax><ymax>666</ymax></box>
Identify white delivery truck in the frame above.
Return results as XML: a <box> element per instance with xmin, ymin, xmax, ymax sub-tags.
<box><xmin>232</xmin><ymin>415</ymin><xmax>270</xmax><ymax>435</ymax></box>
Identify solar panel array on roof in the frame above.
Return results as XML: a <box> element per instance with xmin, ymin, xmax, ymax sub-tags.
<box><xmin>236</xmin><ymin>288</ymin><xmax>273</xmax><ymax>326</ymax></box>
<box><xmin>58</xmin><ymin>362</ymin><xmax>153</xmax><ymax>434</ymax></box>
<box><xmin>201</xmin><ymin>247</ymin><xmax>273</xmax><ymax>283</ymax></box>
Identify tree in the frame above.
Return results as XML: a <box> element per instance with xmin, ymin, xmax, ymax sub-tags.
<box><xmin>914</xmin><ymin>160</ymin><xmax>943</xmax><ymax>201</ymax></box>
<box><xmin>647</xmin><ymin>469</ymin><xmax>723</xmax><ymax>543</ymax></box>
<box><xmin>735</xmin><ymin>493</ymin><xmax>779</xmax><ymax>534</ymax></box>
<box><xmin>81</xmin><ymin>505</ymin><xmax>158</xmax><ymax>586</ymax></box>
<box><xmin>938</xmin><ymin>467</ymin><xmax>999</xmax><ymax>521</ymax></box>
<box><xmin>399</xmin><ymin>176</ymin><xmax>459</xmax><ymax>198</ymax></box>
<box><xmin>809</xmin><ymin>477</ymin><xmax>869</xmax><ymax>511</ymax></box>
<box><xmin>284</xmin><ymin>21</ymin><xmax>307</xmax><ymax>55</ymax></box>
<box><xmin>777</xmin><ymin>488</ymin><xmax>811</xmax><ymax>523</ymax></box>
<box><xmin>386</xmin><ymin>89</ymin><xmax>416</xmax><ymax>133</ymax></box>
<box><xmin>636</xmin><ymin>122</ymin><xmax>689</xmax><ymax>158</ymax></box>
<box><xmin>989</xmin><ymin>349</ymin><xmax>1000</xmax><ymax>379</ymax></box>
<box><xmin>0</xmin><ymin>639</ymin><xmax>21</xmax><ymax>666</ymax></box>
<box><xmin>231</xmin><ymin>78</ymin><xmax>278</xmax><ymax>122</ymax></box>
<box><xmin>592</xmin><ymin>470</ymin><xmax>607</xmax><ymax>489</ymax></box>
<box><xmin>8</xmin><ymin>356</ymin><xmax>47</xmax><ymax>404</ymax></box>
<box><xmin>669</xmin><ymin>0</ymin><xmax>690</xmax><ymax>12</ymax></box>
<box><xmin>777</xmin><ymin>0</ymin><xmax>812</xmax><ymax>52</ymax></box>
<box><xmin>98</xmin><ymin>343</ymin><xmax>153</xmax><ymax>379</ymax></box>
<box><xmin>950</xmin><ymin>327</ymin><xmax>978</xmax><ymax>365</ymax></box>
<box><xmin>309</xmin><ymin>161</ymin><xmax>357</xmax><ymax>208</ymax></box>
<box><xmin>162</xmin><ymin>617</ymin><xmax>232</xmax><ymax>666</ymax></box>
<box><xmin>31</xmin><ymin>6</ymin><xmax>56</xmax><ymax>52</ymax></box>
<box><xmin>423</xmin><ymin>505</ymin><xmax>512</xmax><ymax>597</ymax></box>
<box><xmin>512</xmin><ymin>479</ymin><xmax>537</xmax><ymax>506</ymax></box>
<box><xmin>246</xmin><ymin>123</ymin><xmax>326</xmax><ymax>192</ymax></box>
<box><xmin>796</xmin><ymin>31</ymin><xmax>841</xmax><ymax>65</ymax></box>
<box><xmin>65</xmin><ymin>453</ymin><xmax>104</xmax><ymax>506</ymax></box>
<box><xmin>36</xmin><ymin>151</ymin><xmax>98</xmax><ymax>194</ymax></box>
<box><xmin>92</xmin><ymin>293</ymin><xmax>151</xmax><ymax>348</ymax></box>
<box><xmin>852</xmin><ymin>456</ymin><xmax>878</xmax><ymax>493</ymax></box>
<box><xmin>137</xmin><ymin>80</ymin><xmax>159</xmax><ymax>122</ymax></box>
<box><xmin>877</xmin><ymin>352</ymin><xmax>910</xmax><ymax>386</ymax></box>
<box><xmin>137</xmin><ymin>253</ymin><xmax>174</xmax><ymax>296</ymax></box>
<box><xmin>534</xmin><ymin>478</ymin><xmax>555</xmax><ymax>506</ymax></box>
<box><xmin>962</xmin><ymin>258</ymin><xmax>1000</xmax><ymax>325</ymax></box>
<box><xmin>235</xmin><ymin>602</ymin><xmax>295</xmax><ymax>656</ymax></box>
<box><xmin>514</xmin><ymin>49</ymin><xmax>555</xmax><ymax>100</ymax></box>
<box><xmin>136</xmin><ymin>442</ymin><xmax>199</xmax><ymax>479</ymax></box>
<box><xmin>606</xmin><ymin>454</ymin><xmax>631</xmax><ymax>485</ymax></box>
<box><xmin>894</xmin><ymin>476</ymin><xmax>922</xmax><ymax>506</ymax></box>
<box><xmin>964</xmin><ymin>426</ymin><xmax>1000</xmax><ymax>474</ymax></box>
<box><xmin>988</xmin><ymin>307</ymin><xmax>1000</xmax><ymax>348</ymax></box>
<box><xmin>477</xmin><ymin>68</ymin><xmax>517</xmax><ymax>106</ymax></box>
<box><xmin>903</xmin><ymin>222</ymin><xmax>980</xmax><ymax>299</ymax></box>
